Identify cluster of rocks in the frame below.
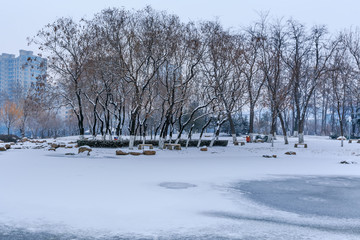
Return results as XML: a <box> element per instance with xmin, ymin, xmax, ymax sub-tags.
<box><xmin>76</xmin><ymin>145</ymin><xmax>92</xmax><ymax>155</ymax></box>
<box><xmin>49</xmin><ymin>142</ymin><xmax>65</xmax><ymax>151</ymax></box>
<box><xmin>0</xmin><ymin>137</ymin><xmax>82</xmax><ymax>154</ymax></box>
<box><xmin>340</xmin><ymin>160</ymin><xmax>358</xmax><ymax>164</ymax></box>
<box><xmin>0</xmin><ymin>142</ymin><xmax>14</xmax><ymax>151</ymax></box>
<box><xmin>1</xmin><ymin>137</ymin><xmax>47</xmax><ymax>151</ymax></box>
<box><xmin>1</xmin><ymin>138</ymin><xmax>220</xmax><ymax>157</ymax></box>
<box><xmin>16</xmin><ymin>137</ymin><xmax>45</xmax><ymax>144</ymax></box>
<box><xmin>115</xmin><ymin>150</ymin><xmax>156</xmax><ymax>156</ymax></box>
<box><xmin>14</xmin><ymin>137</ymin><xmax>49</xmax><ymax>150</ymax></box>
<box><xmin>261</xmin><ymin>151</ymin><xmax>298</xmax><ymax>158</ymax></box>
<box><xmin>48</xmin><ymin>141</ymin><xmax>78</xmax><ymax>151</ymax></box>
<box><xmin>262</xmin><ymin>154</ymin><xmax>277</xmax><ymax>158</ymax></box>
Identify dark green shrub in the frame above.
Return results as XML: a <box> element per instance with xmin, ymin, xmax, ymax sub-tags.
<box><xmin>77</xmin><ymin>139</ymin><xmax>228</xmax><ymax>148</ymax></box>
<box><xmin>0</xmin><ymin>134</ymin><xmax>20</xmax><ymax>143</ymax></box>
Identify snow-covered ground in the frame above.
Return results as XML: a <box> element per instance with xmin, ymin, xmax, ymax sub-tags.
<box><xmin>0</xmin><ymin>136</ymin><xmax>360</xmax><ymax>239</ymax></box>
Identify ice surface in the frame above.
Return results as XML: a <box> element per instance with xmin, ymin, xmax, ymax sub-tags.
<box><xmin>159</xmin><ymin>182</ymin><xmax>197</xmax><ymax>189</ymax></box>
<box><xmin>234</xmin><ymin>176</ymin><xmax>360</xmax><ymax>218</ymax></box>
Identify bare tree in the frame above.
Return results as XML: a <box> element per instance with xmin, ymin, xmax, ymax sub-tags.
<box><xmin>31</xmin><ymin>17</ymin><xmax>94</xmax><ymax>139</ymax></box>
<box><xmin>0</xmin><ymin>101</ymin><xmax>22</xmax><ymax>135</ymax></box>
<box><xmin>329</xmin><ymin>38</ymin><xmax>352</xmax><ymax>145</ymax></box>
<box><xmin>257</xmin><ymin>19</ymin><xmax>291</xmax><ymax>144</ymax></box>
<box><xmin>242</xmin><ymin>23</ymin><xmax>266</xmax><ymax>141</ymax></box>
<box><xmin>201</xmin><ymin>21</ymin><xmax>247</xmax><ymax>145</ymax></box>
<box><xmin>284</xmin><ymin>21</ymin><xmax>337</xmax><ymax>143</ymax></box>
<box><xmin>345</xmin><ymin>28</ymin><xmax>360</xmax><ymax>137</ymax></box>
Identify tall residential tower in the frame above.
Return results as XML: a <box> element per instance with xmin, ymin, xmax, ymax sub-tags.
<box><xmin>0</xmin><ymin>50</ymin><xmax>46</xmax><ymax>100</ymax></box>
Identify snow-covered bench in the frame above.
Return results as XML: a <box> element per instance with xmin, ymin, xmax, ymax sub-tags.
<box><xmin>294</xmin><ymin>143</ymin><xmax>307</xmax><ymax>148</ymax></box>
<box><xmin>138</xmin><ymin>144</ymin><xmax>154</xmax><ymax>150</ymax></box>
<box><xmin>164</xmin><ymin>143</ymin><xmax>181</xmax><ymax>150</ymax></box>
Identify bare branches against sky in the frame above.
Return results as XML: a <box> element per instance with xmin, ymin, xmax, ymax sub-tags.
<box><xmin>1</xmin><ymin>0</ymin><xmax>359</xmax><ymax>54</ymax></box>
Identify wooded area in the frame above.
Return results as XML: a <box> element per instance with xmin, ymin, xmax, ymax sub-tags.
<box><xmin>2</xmin><ymin>7</ymin><xmax>360</xmax><ymax>145</ymax></box>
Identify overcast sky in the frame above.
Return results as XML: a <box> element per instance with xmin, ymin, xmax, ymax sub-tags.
<box><xmin>1</xmin><ymin>0</ymin><xmax>359</xmax><ymax>55</ymax></box>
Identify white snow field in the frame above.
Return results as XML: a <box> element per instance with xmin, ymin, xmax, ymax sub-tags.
<box><xmin>0</xmin><ymin>136</ymin><xmax>360</xmax><ymax>239</ymax></box>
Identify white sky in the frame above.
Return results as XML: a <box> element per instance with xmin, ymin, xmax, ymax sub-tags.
<box><xmin>1</xmin><ymin>0</ymin><xmax>359</xmax><ymax>55</ymax></box>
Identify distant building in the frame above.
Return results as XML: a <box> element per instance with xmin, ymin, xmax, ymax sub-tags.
<box><xmin>0</xmin><ymin>50</ymin><xmax>46</xmax><ymax>100</ymax></box>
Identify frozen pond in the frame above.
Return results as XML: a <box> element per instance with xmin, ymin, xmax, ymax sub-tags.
<box><xmin>234</xmin><ymin>176</ymin><xmax>360</xmax><ymax>219</ymax></box>
<box><xmin>201</xmin><ymin>176</ymin><xmax>360</xmax><ymax>238</ymax></box>
<box><xmin>2</xmin><ymin>136</ymin><xmax>360</xmax><ymax>239</ymax></box>
<box><xmin>2</xmin><ymin>176</ymin><xmax>360</xmax><ymax>239</ymax></box>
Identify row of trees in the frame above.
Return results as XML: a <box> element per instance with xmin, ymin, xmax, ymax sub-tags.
<box><xmin>24</xmin><ymin>7</ymin><xmax>360</xmax><ymax>146</ymax></box>
<box><xmin>0</xmin><ymin>87</ymin><xmax>78</xmax><ymax>138</ymax></box>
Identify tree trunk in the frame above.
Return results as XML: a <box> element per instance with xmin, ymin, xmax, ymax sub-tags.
<box><xmin>128</xmin><ymin>110</ymin><xmax>138</xmax><ymax>149</ymax></box>
<box><xmin>159</xmin><ymin>117</ymin><xmax>170</xmax><ymax>149</ymax></box>
<box><xmin>159</xmin><ymin>137</ymin><xmax>165</xmax><ymax>150</ymax></box>
<box><xmin>210</xmin><ymin>122</ymin><xmax>221</xmax><ymax>147</ymax></box>
<box><xmin>92</xmin><ymin>118</ymin><xmax>97</xmax><ymax>139</ymax></box>
<box><xmin>313</xmin><ymin>93</ymin><xmax>317</xmax><ymax>135</ymax></box>
<box><xmin>227</xmin><ymin>112</ymin><xmax>237</xmax><ymax>145</ymax></box>
<box><xmin>278</xmin><ymin>111</ymin><xmax>289</xmax><ymax>144</ymax></box>
<box><xmin>197</xmin><ymin>118</ymin><xmax>212</xmax><ymax>148</ymax></box>
<box><xmin>270</xmin><ymin>106</ymin><xmax>277</xmax><ymax>140</ymax></box>
<box><xmin>249</xmin><ymin>104</ymin><xmax>255</xmax><ymax>142</ymax></box>
<box><xmin>321</xmin><ymin>96</ymin><xmax>328</xmax><ymax>135</ymax></box>
<box><xmin>186</xmin><ymin>125</ymin><xmax>194</xmax><ymax>148</ymax></box>
<box><xmin>142</xmin><ymin>124</ymin><xmax>147</xmax><ymax>145</ymax></box>
<box><xmin>298</xmin><ymin>119</ymin><xmax>305</xmax><ymax>143</ymax></box>
<box><xmin>129</xmin><ymin>135</ymin><xmax>135</xmax><ymax>150</ymax></box>
<box><xmin>76</xmin><ymin>92</ymin><xmax>85</xmax><ymax>139</ymax></box>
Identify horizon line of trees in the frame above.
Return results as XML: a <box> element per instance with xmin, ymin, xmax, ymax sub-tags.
<box><xmin>2</xmin><ymin>6</ymin><xmax>360</xmax><ymax>147</ymax></box>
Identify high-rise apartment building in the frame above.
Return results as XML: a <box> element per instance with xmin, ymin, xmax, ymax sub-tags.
<box><xmin>0</xmin><ymin>50</ymin><xmax>47</xmax><ymax>100</ymax></box>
